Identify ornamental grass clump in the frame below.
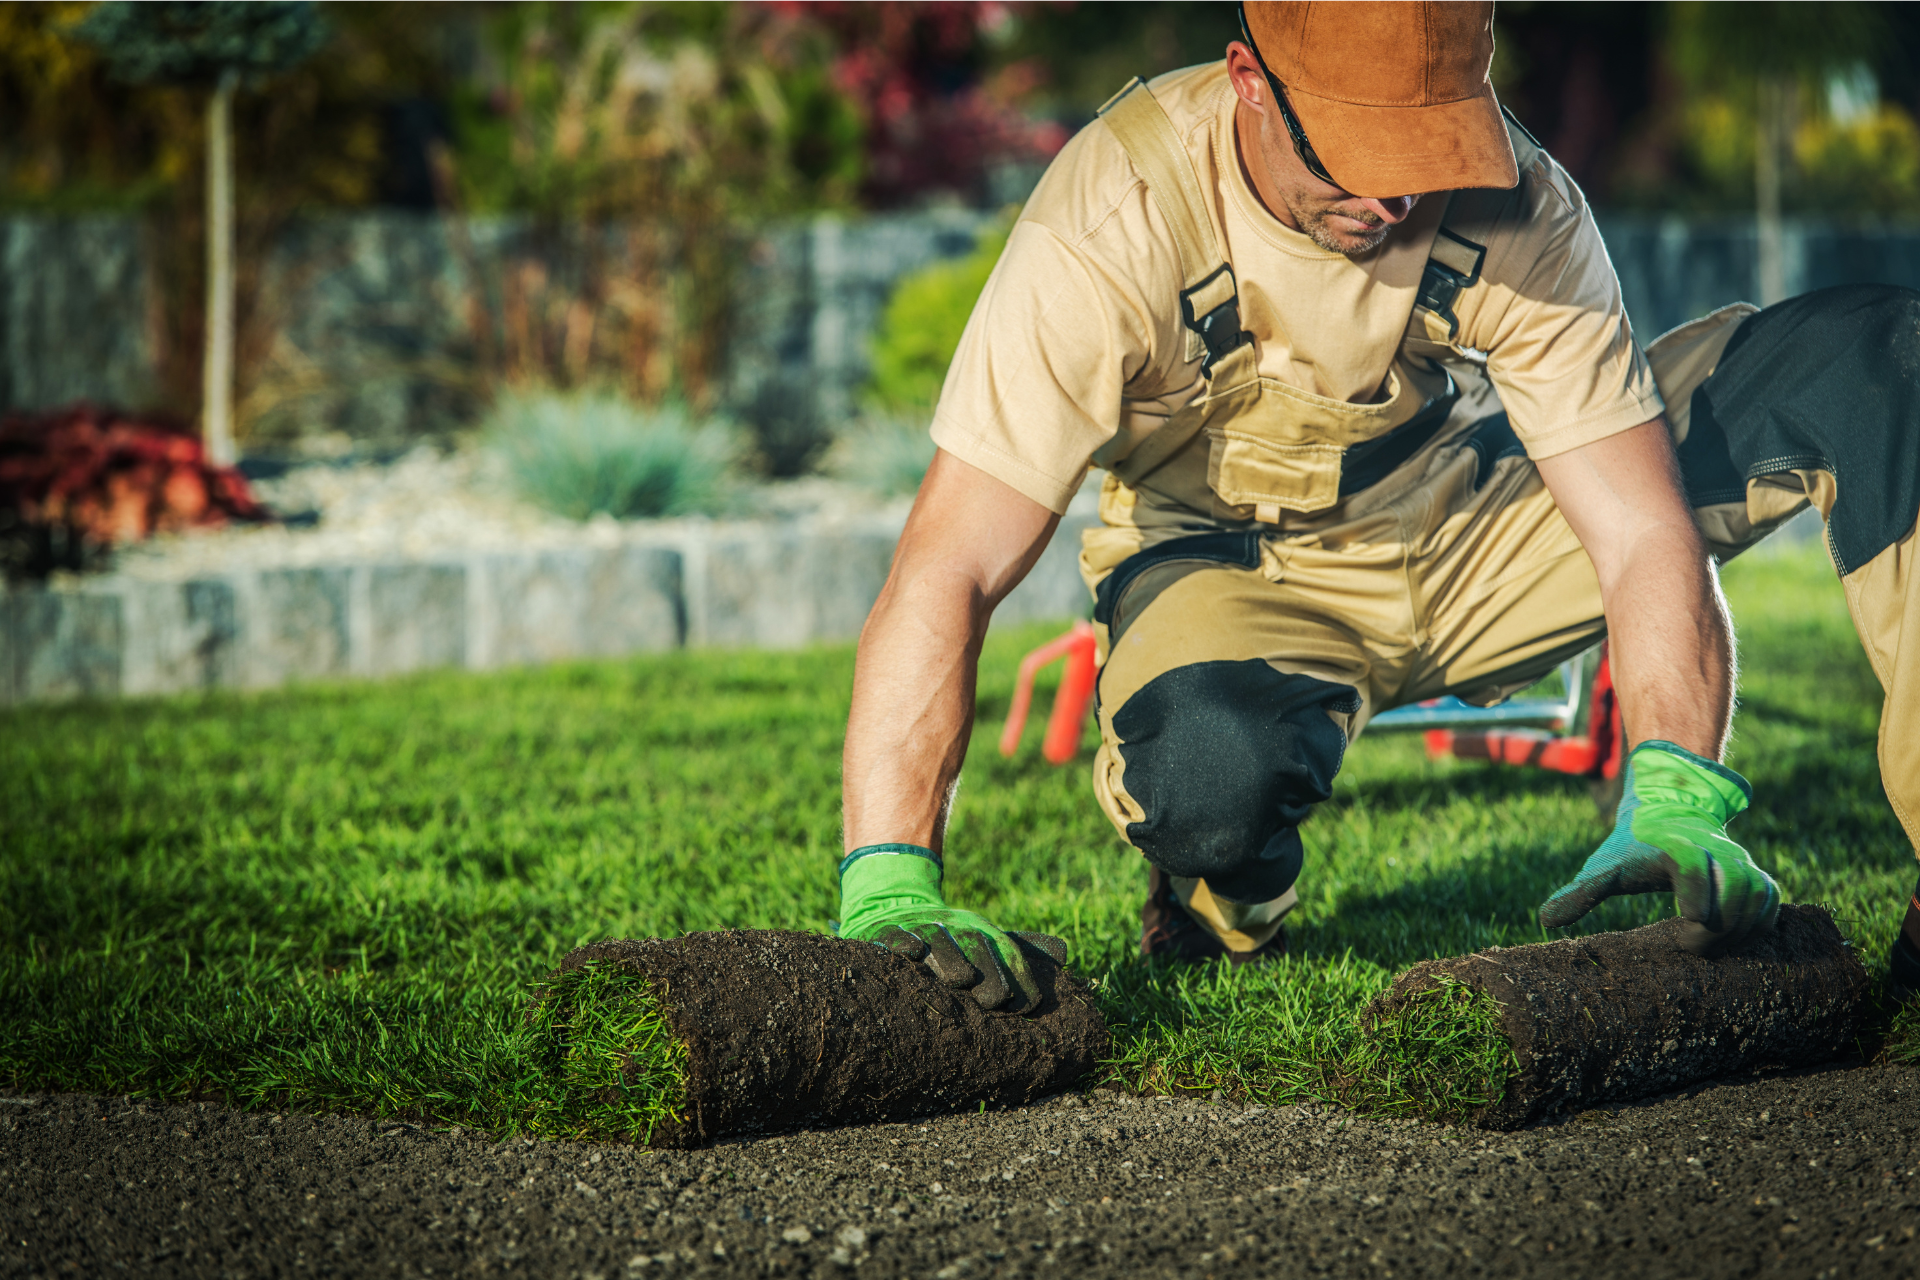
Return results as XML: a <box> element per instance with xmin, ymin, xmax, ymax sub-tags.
<box><xmin>487</xmin><ymin>389</ymin><xmax>738</xmax><ymax>520</ymax></box>
<box><xmin>825</xmin><ymin>415</ymin><xmax>937</xmax><ymax>497</ymax></box>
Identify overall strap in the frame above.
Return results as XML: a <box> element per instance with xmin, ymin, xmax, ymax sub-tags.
<box><xmin>1097</xmin><ymin>77</ymin><xmax>1250</xmax><ymax>377</ymax></box>
<box><xmin>1415</xmin><ymin>108</ymin><xmax>1541</xmax><ymax>344</ymax></box>
<box><xmin>1097</xmin><ymin>78</ymin><xmax>1250</xmax><ymax>486</ymax></box>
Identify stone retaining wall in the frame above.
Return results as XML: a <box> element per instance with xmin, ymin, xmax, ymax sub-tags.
<box><xmin>0</xmin><ymin>507</ymin><xmax>1098</xmax><ymax>705</ymax></box>
<box><xmin>10</xmin><ymin>210</ymin><xmax>1920</xmax><ymax>445</ymax></box>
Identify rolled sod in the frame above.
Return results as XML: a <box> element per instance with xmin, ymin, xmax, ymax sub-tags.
<box><xmin>531</xmin><ymin>930</ymin><xmax>1108</xmax><ymax>1146</ymax></box>
<box><xmin>1362</xmin><ymin>904</ymin><xmax>1872</xmax><ymax>1129</ymax></box>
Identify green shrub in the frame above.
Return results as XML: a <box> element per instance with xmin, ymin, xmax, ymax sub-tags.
<box><xmin>486</xmin><ymin>389</ymin><xmax>738</xmax><ymax>520</ymax></box>
<box><xmin>865</xmin><ymin>216</ymin><xmax>1012</xmax><ymax>413</ymax></box>
<box><xmin>825</xmin><ymin>414</ymin><xmax>937</xmax><ymax>497</ymax></box>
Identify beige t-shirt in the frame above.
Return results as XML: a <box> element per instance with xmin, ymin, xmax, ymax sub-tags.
<box><xmin>929</xmin><ymin>62</ymin><xmax>1662</xmax><ymax>515</ymax></box>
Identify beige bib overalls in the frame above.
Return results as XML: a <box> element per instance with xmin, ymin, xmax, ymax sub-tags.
<box><xmin>1078</xmin><ymin>80</ymin><xmax>1912</xmax><ymax>953</ymax></box>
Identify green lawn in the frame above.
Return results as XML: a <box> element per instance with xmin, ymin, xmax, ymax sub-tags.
<box><xmin>2</xmin><ymin>537</ymin><xmax>1913</xmax><ymax>1134</ymax></box>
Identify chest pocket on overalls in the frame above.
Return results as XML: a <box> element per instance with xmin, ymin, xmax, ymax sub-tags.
<box><xmin>1190</xmin><ymin>342</ymin><xmax>1428</xmax><ymax>521</ymax></box>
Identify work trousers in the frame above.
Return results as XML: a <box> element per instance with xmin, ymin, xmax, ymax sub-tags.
<box><xmin>1087</xmin><ymin>286</ymin><xmax>1920</xmax><ymax>952</ymax></box>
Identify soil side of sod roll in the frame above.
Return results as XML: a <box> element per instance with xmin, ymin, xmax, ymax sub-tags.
<box><xmin>550</xmin><ymin>930</ymin><xmax>1108</xmax><ymax>1147</ymax></box>
<box><xmin>1364</xmin><ymin>903</ymin><xmax>1872</xmax><ymax>1130</ymax></box>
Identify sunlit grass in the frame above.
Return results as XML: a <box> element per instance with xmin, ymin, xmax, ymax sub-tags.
<box><xmin>1</xmin><ymin>537</ymin><xmax>1909</xmax><ymax>1132</ymax></box>
<box><xmin>523</xmin><ymin>962</ymin><xmax>689</xmax><ymax>1144</ymax></box>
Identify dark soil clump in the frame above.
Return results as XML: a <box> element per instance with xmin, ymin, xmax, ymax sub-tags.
<box><xmin>1367</xmin><ymin>904</ymin><xmax>1872</xmax><ymax>1128</ymax></box>
<box><xmin>552</xmin><ymin>930</ymin><xmax>1108</xmax><ymax>1145</ymax></box>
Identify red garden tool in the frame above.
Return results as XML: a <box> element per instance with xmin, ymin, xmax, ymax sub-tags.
<box><xmin>999</xmin><ymin>620</ymin><xmax>1098</xmax><ymax>764</ymax></box>
<box><xmin>1370</xmin><ymin>641</ymin><xmax>1626</xmax><ymax>817</ymax></box>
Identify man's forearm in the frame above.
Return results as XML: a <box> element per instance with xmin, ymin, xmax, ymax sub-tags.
<box><xmin>1597</xmin><ymin>523</ymin><xmax>1735</xmax><ymax>759</ymax></box>
<box><xmin>1535</xmin><ymin>417</ymin><xmax>1735</xmax><ymax>761</ymax></box>
<box><xmin>842</xmin><ymin>568</ymin><xmax>992</xmax><ymax>853</ymax></box>
<box><xmin>840</xmin><ymin>449</ymin><xmax>1062</xmax><ymax>854</ymax></box>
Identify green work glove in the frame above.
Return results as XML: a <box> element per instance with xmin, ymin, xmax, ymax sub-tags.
<box><xmin>837</xmin><ymin>844</ymin><xmax>1067</xmax><ymax>1012</ymax></box>
<box><xmin>1538</xmin><ymin>741</ymin><xmax>1781</xmax><ymax>956</ymax></box>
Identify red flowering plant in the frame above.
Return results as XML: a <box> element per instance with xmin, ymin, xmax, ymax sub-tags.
<box><xmin>0</xmin><ymin>403</ymin><xmax>268</xmax><ymax>581</ymax></box>
<box><xmin>773</xmin><ymin>1</ymin><xmax>1069</xmax><ymax>208</ymax></box>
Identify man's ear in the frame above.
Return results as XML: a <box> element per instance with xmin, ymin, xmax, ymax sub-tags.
<box><xmin>1225</xmin><ymin>42</ymin><xmax>1270</xmax><ymax>113</ymax></box>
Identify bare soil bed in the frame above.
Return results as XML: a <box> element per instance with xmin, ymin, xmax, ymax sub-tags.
<box><xmin>5</xmin><ymin>1062</ymin><xmax>1917</xmax><ymax>1279</ymax></box>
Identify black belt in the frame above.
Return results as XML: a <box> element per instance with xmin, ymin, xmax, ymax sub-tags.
<box><xmin>1337</xmin><ymin>388</ymin><xmax>1460</xmax><ymax>496</ymax></box>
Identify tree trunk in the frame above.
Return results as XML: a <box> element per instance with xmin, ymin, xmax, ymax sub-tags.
<box><xmin>1755</xmin><ymin>75</ymin><xmax>1793</xmax><ymax>307</ymax></box>
<box><xmin>202</xmin><ymin>73</ymin><xmax>238</xmax><ymax>467</ymax></box>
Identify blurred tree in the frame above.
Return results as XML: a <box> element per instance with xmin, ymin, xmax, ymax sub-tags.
<box><xmin>76</xmin><ymin>2</ymin><xmax>329</xmax><ymax>464</ymax></box>
<box><xmin>1667</xmin><ymin>2</ymin><xmax>1894</xmax><ymax>301</ymax></box>
<box><xmin>452</xmin><ymin>3</ymin><xmax>861</xmax><ymax>222</ymax></box>
<box><xmin>986</xmin><ymin>1</ymin><xmax>1240</xmax><ymax>125</ymax></box>
<box><xmin>1490</xmin><ymin>3</ymin><xmax>1659</xmax><ymax>203</ymax></box>
<box><xmin>0</xmin><ymin>3</ymin><xmax>194</xmax><ymax>210</ymax></box>
<box><xmin>3</xmin><ymin>4</ymin><xmax>468</xmax><ymax>447</ymax></box>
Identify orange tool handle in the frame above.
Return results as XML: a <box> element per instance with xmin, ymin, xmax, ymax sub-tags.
<box><xmin>999</xmin><ymin>620</ymin><xmax>1099</xmax><ymax>763</ymax></box>
<box><xmin>1041</xmin><ymin>623</ymin><xmax>1099</xmax><ymax>765</ymax></box>
<box><xmin>1422</xmin><ymin>642</ymin><xmax>1623</xmax><ymax>780</ymax></box>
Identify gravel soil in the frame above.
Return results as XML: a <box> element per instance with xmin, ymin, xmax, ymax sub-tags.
<box><xmin>100</xmin><ymin>447</ymin><xmax>909</xmax><ymax>583</ymax></box>
<box><xmin>5</xmin><ymin>1063</ymin><xmax>1917</xmax><ymax>1279</ymax></box>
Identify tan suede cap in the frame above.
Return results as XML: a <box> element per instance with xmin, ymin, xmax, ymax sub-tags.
<box><xmin>1243</xmin><ymin>1</ymin><xmax>1518</xmax><ymax>197</ymax></box>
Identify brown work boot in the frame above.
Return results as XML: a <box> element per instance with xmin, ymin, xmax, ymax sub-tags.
<box><xmin>1891</xmin><ymin>874</ymin><xmax>1920</xmax><ymax>1006</ymax></box>
<box><xmin>1139</xmin><ymin>866</ymin><xmax>1286</xmax><ymax>967</ymax></box>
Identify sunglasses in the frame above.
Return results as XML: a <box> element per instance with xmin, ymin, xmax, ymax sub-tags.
<box><xmin>1235</xmin><ymin>0</ymin><xmax>1343</xmax><ymax>189</ymax></box>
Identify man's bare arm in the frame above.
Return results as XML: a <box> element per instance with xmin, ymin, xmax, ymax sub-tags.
<box><xmin>1533</xmin><ymin>416</ymin><xmax>1733</xmax><ymax>757</ymax></box>
<box><xmin>842</xmin><ymin>448</ymin><xmax>1061</xmax><ymax>852</ymax></box>
<box><xmin>1533</xmin><ymin>416</ymin><xmax>1780</xmax><ymax>953</ymax></box>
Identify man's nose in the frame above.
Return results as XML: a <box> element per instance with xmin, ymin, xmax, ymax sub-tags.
<box><xmin>1357</xmin><ymin>194</ymin><xmax>1418</xmax><ymax>225</ymax></box>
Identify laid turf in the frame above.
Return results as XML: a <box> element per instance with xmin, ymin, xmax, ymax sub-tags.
<box><xmin>2</xmin><ymin>536</ymin><xmax>1912</xmax><ymax>1135</ymax></box>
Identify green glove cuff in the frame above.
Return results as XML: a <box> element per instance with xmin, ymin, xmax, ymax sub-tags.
<box><xmin>1627</xmin><ymin>740</ymin><xmax>1752</xmax><ymax>823</ymax></box>
<box><xmin>839</xmin><ymin>845</ymin><xmax>946</xmax><ymax>939</ymax></box>
<box><xmin>837</xmin><ymin>843</ymin><xmax>941</xmax><ymax>879</ymax></box>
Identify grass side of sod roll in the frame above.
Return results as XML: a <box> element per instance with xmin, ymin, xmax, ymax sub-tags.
<box><xmin>2</xmin><ymin>537</ymin><xmax>1914</xmax><ymax>1136</ymax></box>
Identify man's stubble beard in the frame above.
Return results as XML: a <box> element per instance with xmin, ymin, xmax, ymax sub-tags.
<box><xmin>1287</xmin><ymin>192</ymin><xmax>1393</xmax><ymax>256</ymax></box>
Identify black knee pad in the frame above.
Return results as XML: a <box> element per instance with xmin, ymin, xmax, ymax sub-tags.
<box><xmin>1111</xmin><ymin>659</ymin><xmax>1359</xmax><ymax>902</ymax></box>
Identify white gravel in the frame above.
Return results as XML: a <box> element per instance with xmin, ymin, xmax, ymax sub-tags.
<box><xmin>107</xmin><ymin>445</ymin><xmax>912</xmax><ymax>582</ymax></box>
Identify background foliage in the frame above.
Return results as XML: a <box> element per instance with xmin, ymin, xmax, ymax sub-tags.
<box><xmin>865</xmin><ymin>216</ymin><xmax>1011</xmax><ymax>415</ymax></box>
<box><xmin>7</xmin><ymin>2</ymin><xmax>1920</xmax><ymax>462</ymax></box>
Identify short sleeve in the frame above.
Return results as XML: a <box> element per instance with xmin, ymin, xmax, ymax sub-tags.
<box><xmin>929</xmin><ymin>214</ymin><xmax>1160</xmax><ymax>513</ymax></box>
<box><xmin>1462</xmin><ymin>164</ymin><xmax>1665</xmax><ymax>459</ymax></box>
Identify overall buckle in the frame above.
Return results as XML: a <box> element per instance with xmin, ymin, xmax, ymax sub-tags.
<box><xmin>1415</xmin><ymin>227</ymin><xmax>1487</xmax><ymax>342</ymax></box>
<box><xmin>1181</xmin><ymin>263</ymin><xmax>1251</xmax><ymax>378</ymax></box>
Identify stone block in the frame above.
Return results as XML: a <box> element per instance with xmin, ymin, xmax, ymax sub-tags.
<box><xmin>798</xmin><ymin>528</ymin><xmax>900</xmax><ymax>642</ymax></box>
<box><xmin>685</xmin><ymin>522</ymin><xmax>896</xmax><ymax>649</ymax></box>
<box><xmin>1</xmin><ymin>586</ymin><xmax>122</xmax><ymax>704</ymax></box>
<box><xmin>365</xmin><ymin>563</ymin><xmax>466</xmax><ymax>676</ymax></box>
<box><xmin>0</xmin><ymin>215</ymin><xmax>154</xmax><ymax>412</ymax></box>
<box><xmin>235</xmin><ymin>567</ymin><xmax>351</xmax><ymax>687</ymax></box>
<box><xmin>118</xmin><ymin>577</ymin><xmax>238</xmax><ymax>695</ymax></box>
<box><xmin>577</xmin><ymin>545</ymin><xmax>682</xmax><ymax>658</ymax></box>
<box><xmin>470</xmin><ymin>545</ymin><xmax>680</xmax><ymax>668</ymax></box>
